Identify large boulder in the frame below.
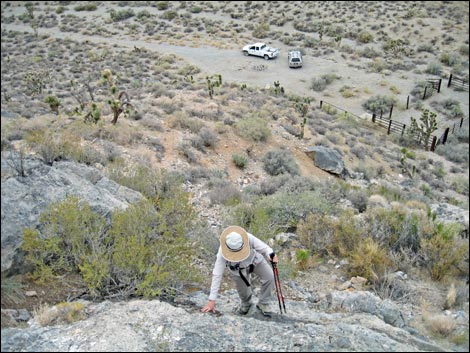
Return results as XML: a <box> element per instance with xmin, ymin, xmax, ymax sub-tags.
<box><xmin>304</xmin><ymin>146</ymin><xmax>348</xmax><ymax>177</ymax></box>
<box><xmin>1</xmin><ymin>156</ymin><xmax>143</xmax><ymax>274</ymax></box>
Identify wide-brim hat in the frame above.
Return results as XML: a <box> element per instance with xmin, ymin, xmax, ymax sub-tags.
<box><xmin>220</xmin><ymin>226</ymin><xmax>250</xmax><ymax>262</ymax></box>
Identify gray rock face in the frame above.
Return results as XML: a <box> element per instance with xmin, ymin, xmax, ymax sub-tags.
<box><xmin>304</xmin><ymin>146</ymin><xmax>347</xmax><ymax>177</ymax></box>
<box><xmin>0</xmin><ymin>290</ymin><xmax>448</xmax><ymax>352</ymax></box>
<box><xmin>1</xmin><ymin>157</ymin><xmax>143</xmax><ymax>274</ymax></box>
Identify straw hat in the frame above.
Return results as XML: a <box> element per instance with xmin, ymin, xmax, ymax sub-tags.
<box><xmin>220</xmin><ymin>226</ymin><xmax>250</xmax><ymax>262</ymax></box>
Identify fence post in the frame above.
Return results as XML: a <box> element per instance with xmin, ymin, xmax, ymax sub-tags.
<box><xmin>389</xmin><ymin>104</ymin><xmax>393</xmax><ymax>119</ymax></box>
<box><xmin>406</xmin><ymin>95</ymin><xmax>410</xmax><ymax>109</ymax></box>
<box><xmin>430</xmin><ymin>136</ymin><xmax>437</xmax><ymax>151</ymax></box>
<box><xmin>422</xmin><ymin>86</ymin><xmax>427</xmax><ymax>100</ymax></box>
<box><xmin>442</xmin><ymin>127</ymin><xmax>450</xmax><ymax>145</ymax></box>
<box><xmin>387</xmin><ymin>120</ymin><xmax>392</xmax><ymax>135</ymax></box>
<box><xmin>437</xmin><ymin>78</ymin><xmax>442</xmax><ymax>93</ymax></box>
<box><xmin>448</xmin><ymin>74</ymin><xmax>452</xmax><ymax>87</ymax></box>
<box><xmin>320</xmin><ymin>100</ymin><xmax>323</xmax><ymax>109</ymax></box>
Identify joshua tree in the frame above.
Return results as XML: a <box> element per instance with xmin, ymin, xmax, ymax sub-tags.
<box><xmin>207</xmin><ymin>74</ymin><xmax>222</xmax><ymax>99</ymax></box>
<box><xmin>101</xmin><ymin>69</ymin><xmax>133</xmax><ymax>125</ymax></box>
<box><xmin>294</xmin><ymin>97</ymin><xmax>311</xmax><ymax>139</ymax></box>
<box><xmin>409</xmin><ymin>109</ymin><xmax>438</xmax><ymax>151</ymax></box>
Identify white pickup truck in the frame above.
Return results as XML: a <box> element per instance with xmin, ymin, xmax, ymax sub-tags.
<box><xmin>242</xmin><ymin>42</ymin><xmax>279</xmax><ymax>60</ymax></box>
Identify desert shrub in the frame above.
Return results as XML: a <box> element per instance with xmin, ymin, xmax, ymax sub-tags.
<box><xmin>259</xmin><ymin>174</ymin><xmax>290</xmax><ymax>195</ymax></box>
<box><xmin>262</xmin><ymin>148</ymin><xmax>299</xmax><ymax>176</ymax></box>
<box><xmin>310</xmin><ymin>73</ymin><xmax>339</xmax><ymax>92</ymax></box>
<box><xmin>368</xmin><ymin>58</ymin><xmax>387</xmax><ymax>73</ymax></box>
<box><xmin>161</xmin><ymin>10</ymin><xmax>178</xmax><ymax>21</ymax></box>
<box><xmin>420</xmin><ymin>223</ymin><xmax>469</xmax><ymax>281</ymax></box>
<box><xmin>410</xmin><ymin>81</ymin><xmax>430</xmax><ymax>97</ymax></box>
<box><xmin>21</xmin><ymin>195</ymin><xmax>108</xmax><ymax>284</ymax></box>
<box><xmin>230</xmin><ymin>203</ymin><xmax>276</xmax><ymax>241</ymax></box>
<box><xmin>278</xmin><ymin>175</ymin><xmax>317</xmax><ymax>194</ymax></box>
<box><xmin>168</xmin><ymin>112</ymin><xmax>204</xmax><ymax>133</ymax></box>
<box><xmin>235</xmin><ymin>117</ymin><xmax>271</xmax><ymax>142</ymax></box>
<box><xmin>110</xmin><ymin>8</ymin><xmax>135</xmax><ymax>22</ymax></box>
<box><xmin>357</xmin><ymin>31</ymin><xmax>374</xmax><ymax>43</ymax></box>
<box><xmin>346</xmin><ymin>188</ymin><xmax>369</xmax><ymax>213</ymax></box>
<box><xmin>328</xmin><ymin>209</ymin><xmax>363</xmax><ymax>257</ymax></box>
<box><xmin>22</xmin><ymin>183</ymin><xmax>200</xmax><ymax>299</ymax></box>
<box><xmin>232</xmin><ymin>153</ymin><xmax>248</xmax><ymax>169</ymax></box>
<box><xmin>417</xmin><ymin>44</ymin><xmax>434</xmax><ymax>53</ymax></box>
<box><xmin>362</xmin><ymin>95</ymin><xmax>397</xmax><ymax>115</ymax></box>
<box><xmin>297</xmin><ymin>213</ymin><xmax>336</xmax><ymax>256</ymax></box>
<box><xmin>197</xmin><ymin>127</ymin><xmax>218</xmax><ymax>148</ymax></box>
<box><xmin>295</xmin><ymin>249</ymin><xmax>311</xmax><ymax>270</ymax></box>
<box><xmin>252</xmin><ymin>22</ymin><xmax>270</xmax><ymax>38</ymax></box>
<box><xmin>423</xmin><ymin>312</ymin><xmax>458</xmax><ymax>338</ymax></box>
<box><xmin>74</xmin><ymin>3</ymin><xmax>97</xmax><ymax>11</ymax></box>
<box><xmin>156</xmin><ymin>1</ymin><xmax>169</xmax><ymax>10</ymax></box>
<box><xmin>372</xmin><ymin>270</ymin><xmax>416</xmax><ymax>303</ymax></box>
<box><xmin>434</xmin><ymin>137</ymin><xmax>469</xmax><ymax>165</ymax></box>
<box><xmin>425</xmin><ymin>62</ymin><xmax>442</xmax><ymax>75</ymax></box>
<box><xmin>207</xmin><ymin>182</ymin><xmax>242</xmax><ymax>206</ymax></box>
<box><xmin>257</xmin><ymin>189</ymin><xmax>332</xmax><ymax>233</ymax></box>
<box><xmin>348</xmin><ymin>237</ymin><xmax>393</xmax><ymax>284</ymax></box>
<box><xmin>439</xmin><ymin>99</ymin><xmax>464</xmax><ymax>119</ymax></box>
<box><xmin>364</xmin><ymin>205</ymin><xmax>432</xmax><ymax>254</ymax></box>
<box><xmin>34</xmin><ymin>301</ymin><xmax>86</xmax><ymax>327</ymax></box>
<box><xmin>439</xmin><ymin>52</ymin><xmax>460</xmax><ymax>67</ymax></box>
<box><xmin>360</xmin><ymin>46</ymin><xmax>380</xmax><ymax>58</ymax></box>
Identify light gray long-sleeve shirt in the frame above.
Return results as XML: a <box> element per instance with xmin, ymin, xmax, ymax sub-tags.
<box><xmin>208</xmin><ymin>233</ymin><xmax>274</xmax><ymax>301</ymax></box>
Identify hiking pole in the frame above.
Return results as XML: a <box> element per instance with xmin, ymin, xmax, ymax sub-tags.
<box><xmin>271</xmin><ymin>261</ymin><xmax>286</xmax><ymax>314</ymax></box>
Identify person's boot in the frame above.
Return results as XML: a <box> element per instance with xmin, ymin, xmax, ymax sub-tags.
<box><xmin>256</xmin><ymin>303</ymin><xmax>273</xmax><ymax>317</ymax></box>
<box><xmin>233</xmin><ymin>303</ymin><xmax>252</xmax><ymax>315</ymax></box>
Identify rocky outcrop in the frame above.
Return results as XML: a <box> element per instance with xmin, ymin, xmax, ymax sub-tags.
<box><xmin>1</xmin><ymin>156</ymin><xmax>143</xmax><ymax>274</ymax></box>
<box><xmin>304</xmin><ymin>146</ymin><xmax>348</xmax><ymax>177</ymax></box>
<box><xmin>0</xmin><ymin>289</ymin><xmax>451</xmax><ymax>352</ymax></box>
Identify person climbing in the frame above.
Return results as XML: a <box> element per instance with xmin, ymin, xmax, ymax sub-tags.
<box><xmin>201</xmin><ymin>225</ymin><xmax>278</xmax><ymax>316</ymax></box>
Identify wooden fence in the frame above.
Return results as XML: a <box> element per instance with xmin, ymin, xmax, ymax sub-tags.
<box><xmin>447</xmin><ymin>74</ymin><xmax>469</xmax><ymax>91</ymax></box>
<box><xmin>422</xmin><ymin>78</ymin><xmax>442</xmax><ymax>100</ymax></box>
<box><xmin>434</xmin><ymin>117</ymin><xmax>468</xmax><ymax>149</ymax></box>
<box><xmin>320</xmin><ymin>100</ymin><xmax>437</xmax><ymax>151</ymax></box>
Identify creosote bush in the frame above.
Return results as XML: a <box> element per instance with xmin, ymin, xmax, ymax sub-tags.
<box><xmin>22</xmin><ymin>175</ymin><xmax>201</xmax><ymax>299</ymax></box>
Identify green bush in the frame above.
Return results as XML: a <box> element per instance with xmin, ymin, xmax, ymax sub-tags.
<box><xmin>362</xmin><ymin>95</ymin><xmax>397</xmax><ymax>115</ymax></box>
<box><xmin>21</xmin><ymin>195</ymin><xmax>108</xmax><ymax>284</ymax></box>
<box><xmin>110</xmin><ymin>8</ymin><xmax>135</xmax><ymax>22</ymax></box>
<box><xmin>348</xmin><ymin>237</ymin><xmax>393</xmax><ymax>284</ymax></box>
<box><xmin>74</xmin><ymin>3</ymin><xmax>97</xmax><ymax>11</ymax></box>
<box><xmin>235</xmin><ymin>117</ymin><xmax>271</xmax><ymax>142</ymax></box>
<box><xmin>22</xmin><ymin>181</ymin><xmax>201</xmax><ymax>299</ymax></box>
<box><xmin>232</xmin><ymin>153</ymin><xmax>248</xmax><ymax>169</ymax></box>
<box><xmin>420</xmin><ymin>223</ymin><xmax>469</xmax><ymax>281</ymax></box>
<box><xmin>357</xmin><ymin>31</ymin><xmax>374</xmax><ymax>43</ymax></box>
<box><xmin>262</xmin><ymin>148</ymin><xmax>299</xmax><ymax>176</ymax></box>
<box><xmin>256</xmin><ymin>189</ymin><xmax>332</xmax><ymax>232</ymax></box>
<box><xmin>364</xmin><ymin>205</ymin><xmax>432</xmax><ymax>254</ymax></box>
<box><xmin>310</xmin><ymin>73</ymin><xmax>339</xmax><ymax>92</ymax></box>
<box><xmin>297</xmin><ymin>213</ymin><xmax>336</xmax><ymax>256</ymax></box>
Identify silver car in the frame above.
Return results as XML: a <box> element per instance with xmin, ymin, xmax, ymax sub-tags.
<box><xmin>288</xmin><ymin>50</ymin><xmax>302</xmax><ymax>68</ymax></box>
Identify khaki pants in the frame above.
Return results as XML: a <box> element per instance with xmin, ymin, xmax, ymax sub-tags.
<box><xmin>231</xmin><ymin>258</ymin><xmax>274</xmax><ymax>306</ymax></box>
